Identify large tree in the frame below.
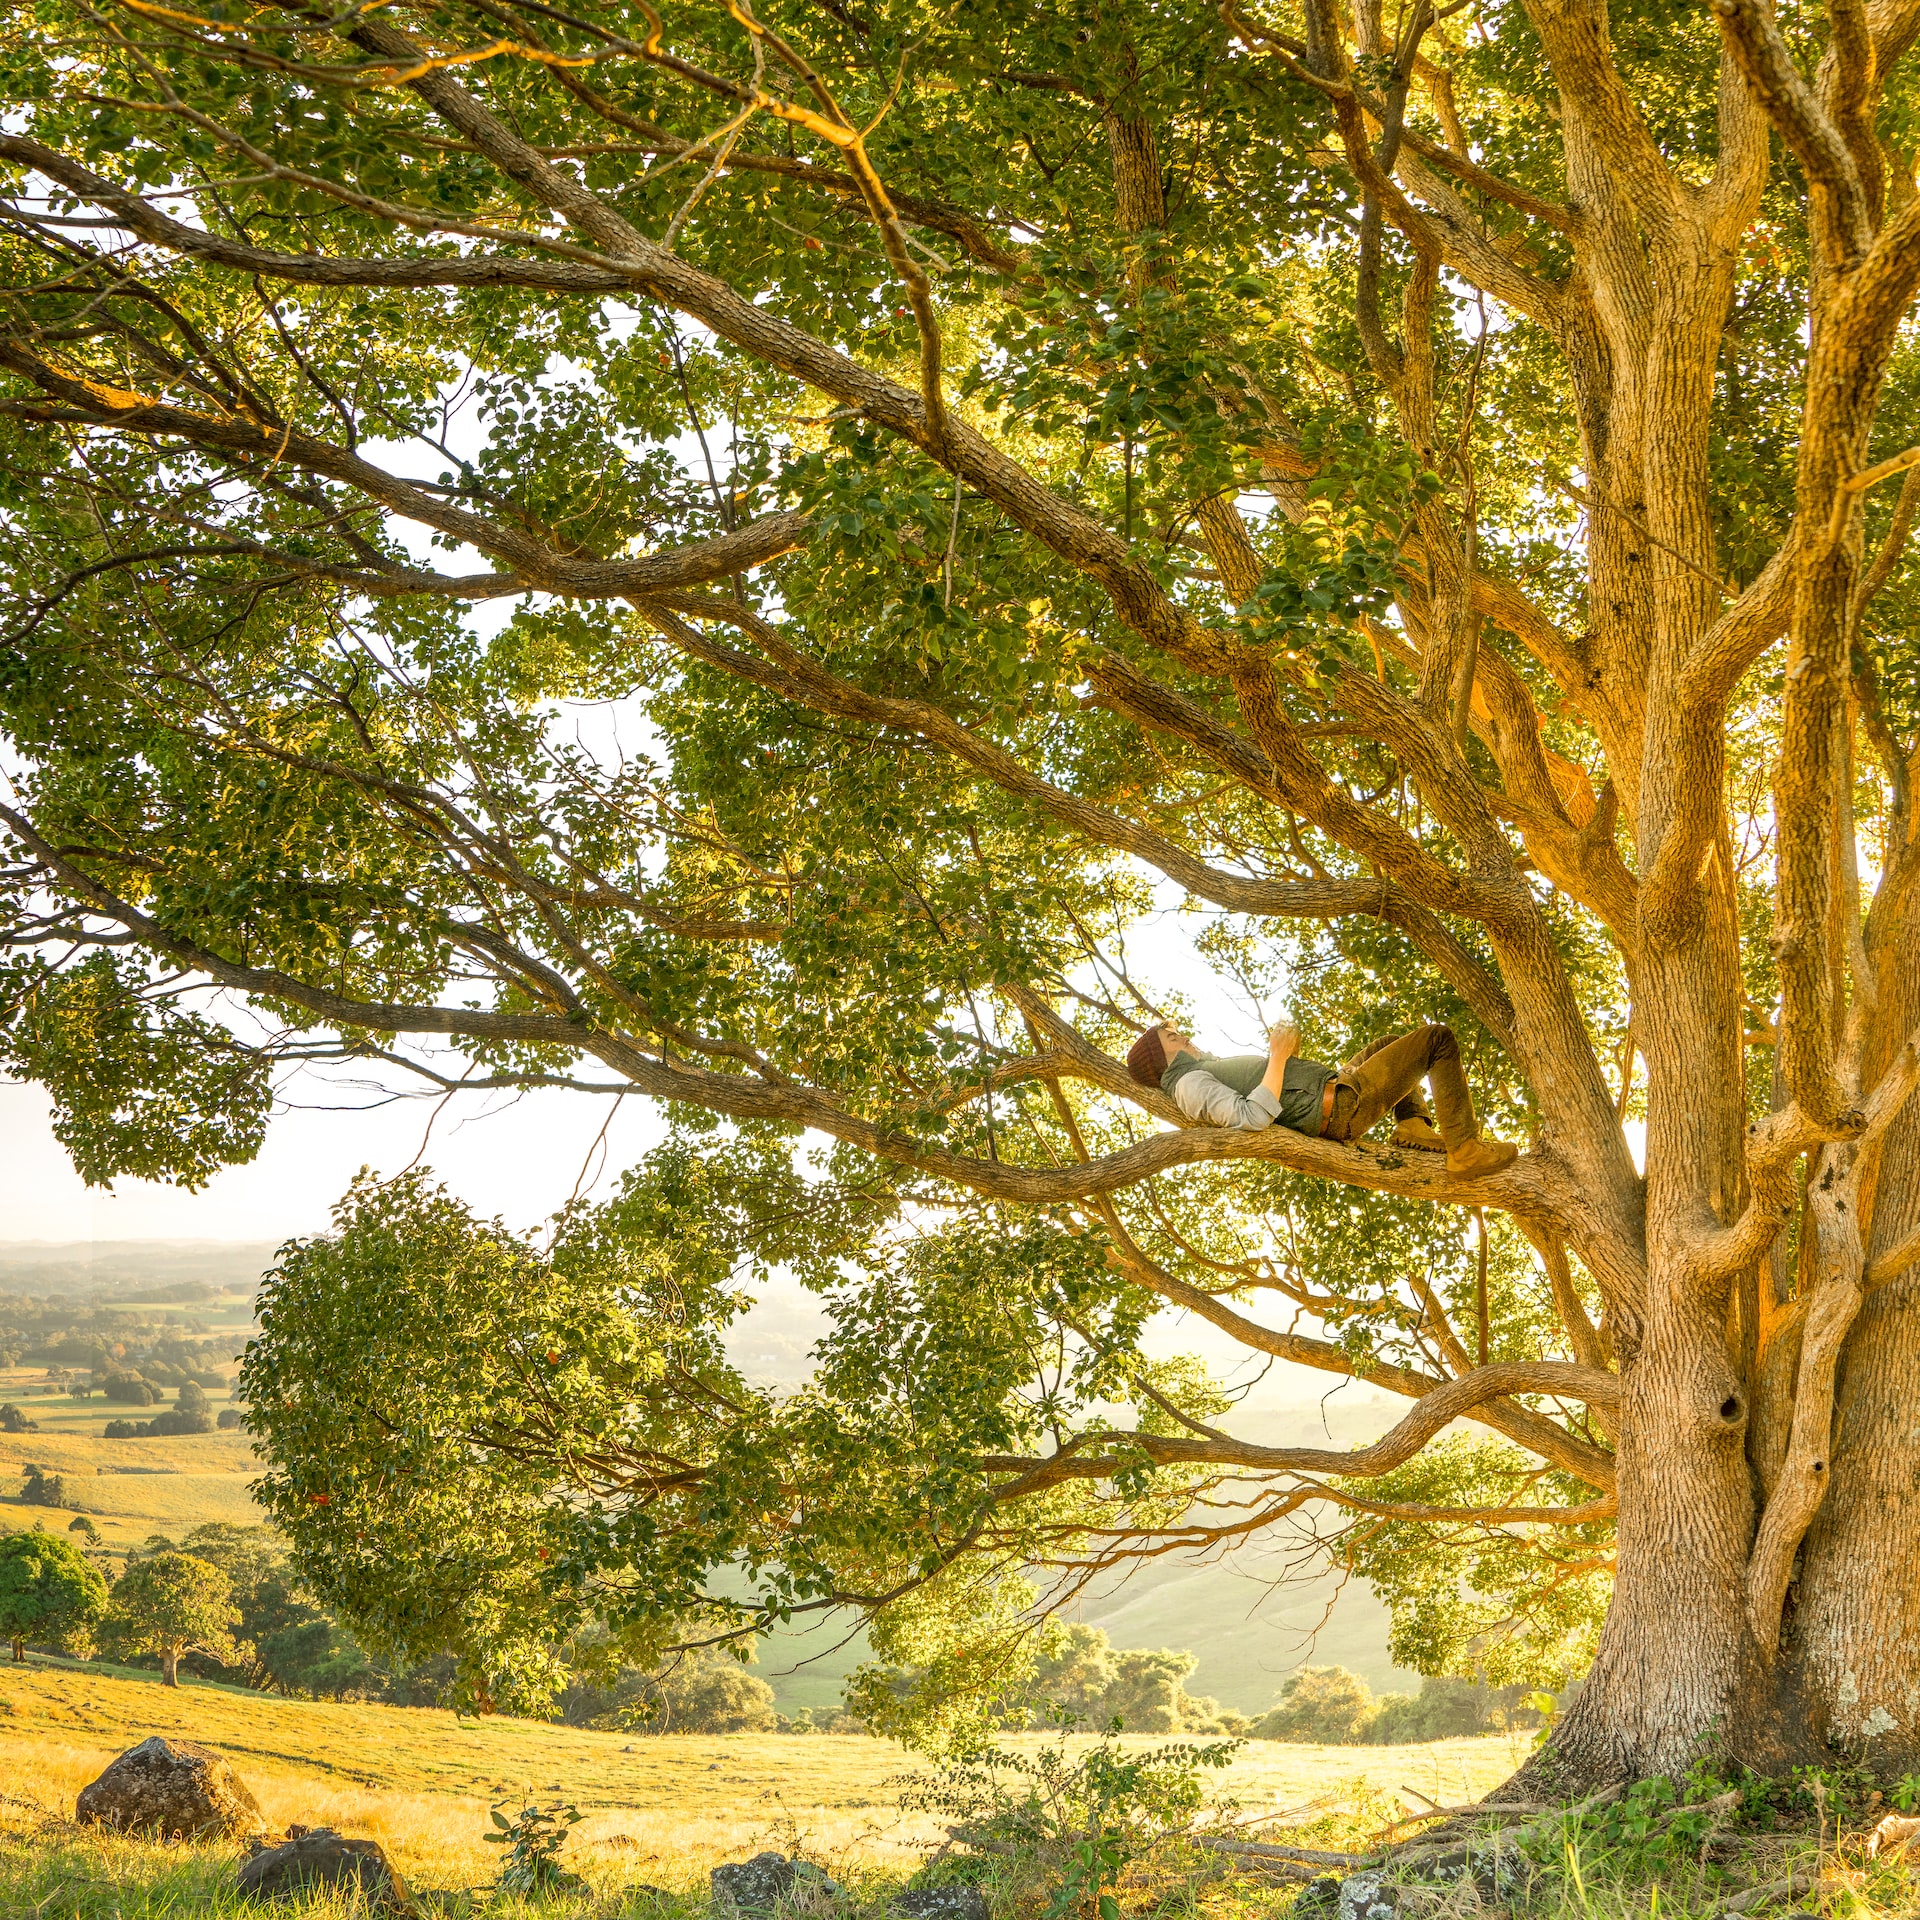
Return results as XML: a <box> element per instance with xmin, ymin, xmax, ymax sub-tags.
<box><xmin>4</xmin><ymin>0</ymin><xmax>1920</xmax><ymax>1785</ymax></box>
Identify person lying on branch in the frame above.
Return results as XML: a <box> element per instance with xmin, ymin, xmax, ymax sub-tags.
<box><xmin>1124</xmin><ymin>1020</ymin><xmax>1520</xmax><ymax>1178</ymax></box>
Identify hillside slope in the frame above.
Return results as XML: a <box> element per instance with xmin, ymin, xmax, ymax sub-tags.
<box><xmin>0</xmin><ymin>1660</ymin><xmax>1525</xmax><ymax>1892</ymax></box>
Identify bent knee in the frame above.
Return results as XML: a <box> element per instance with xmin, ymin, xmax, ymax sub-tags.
<box><xmin>1426</xmin><ymin>1023</ymin><xmax>1460</xmax><ymax>1062</ymax></box>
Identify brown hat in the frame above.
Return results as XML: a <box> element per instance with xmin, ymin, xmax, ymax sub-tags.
<box><xmin>1125</xmin><ymin>1026</ymin><xmax>1169</xmax><ymax>1088</ymax></box>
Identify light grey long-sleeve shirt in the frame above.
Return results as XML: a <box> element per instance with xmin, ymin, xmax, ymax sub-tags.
<box><xmin>1166</xmin><ymin>1061</ymin><xmax>1282</xmax><ymax>1129</ymax></box>
<box><xmin>1160</xmin><ymin>1050</ymin><xmax>1335</xmax><ymax>1133</ymax></box>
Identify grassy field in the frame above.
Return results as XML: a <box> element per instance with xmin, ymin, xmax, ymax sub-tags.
<box><xmin>0</xmin><ymin>1657</ymin><xmax>1526</xmax><ymax>1901</ymax></box>
<box><xmin>0</xmin><ymin>1374</ymin><xmax>258</xmax><ymax>1558</ymax></box>
<box><xmin>1</xmin><ymin>1668</ymin><xmax>1912</xmax><ymax>1920</ymax></box>
<box><xmin>0</xmin><ymin>1277</ymin><xmax>258</xmax><ymax>1547</ymax></box>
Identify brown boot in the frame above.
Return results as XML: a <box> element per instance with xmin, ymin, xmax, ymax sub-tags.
<box><xmin>1446</xmin><ymin>1137</ymin><xmax>1519</xmax><ymax>1177</ymax></box>
<box><xmin>1392</xmin><ymin>1116</ymin><xmax>1446</xmax><ymax>1153</ymax></box>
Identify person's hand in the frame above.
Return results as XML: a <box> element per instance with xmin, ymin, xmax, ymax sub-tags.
<box><xmin>1268</xmin><ymin>1022</ymin><xmax>1301</xmax><ymax>1062</ymax></box>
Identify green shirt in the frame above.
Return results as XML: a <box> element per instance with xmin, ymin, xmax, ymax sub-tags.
<box><xmin>1160</xmin><ymin>1050</ymin><xmax>1335</xmax><ymax>1135</ymax></box>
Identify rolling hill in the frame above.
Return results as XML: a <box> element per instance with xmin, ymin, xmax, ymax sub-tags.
<box><xmin>0</xmin><ymin>1658</ymin><xmax>1525</xmax><ymax>1896</ymax></box>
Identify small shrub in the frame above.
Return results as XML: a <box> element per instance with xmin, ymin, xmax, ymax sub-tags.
<box><xmin>103</xmin><ymin>1419</ymin><xmax>139</xmax><ymax>1438</ymax></box>
<box><xmin>486</xmin><ymin>1799</ymin><xmax>585</xmax><ymax>1895</ymax></box>
<box><xmin>901</xmin><ymin>1722</ymin><xmax>1238</xmax><ymax>1917</ymax></box>
<box><xmin>216</xmin><ymin>1406</ymin><xmax>246</xmax><ymax>1430</ymax></box>
<box><xmin>0</xmin><ymin>1404</ymin><xmax>37</xmax><ymax>1434</ymax></box>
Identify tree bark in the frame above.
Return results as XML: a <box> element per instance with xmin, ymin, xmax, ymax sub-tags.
<box><xmin>1518</xmin><ymin>1282</ymin><xmax>1763</xmax><ymax>1790</ymax></box>
<box><xmin>1790</xmin><ymin>914</ymin><xmax>1920</xmax><ymax>1770</ymax></box>
<box><xmin>161</xmin><ymin>1648</ymin><xmax>179</xmax><ymax>1687</ymax></box>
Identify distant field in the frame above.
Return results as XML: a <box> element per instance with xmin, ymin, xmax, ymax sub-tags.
<box><xmin>0</xmin><ymin>1660</ymin><xmax>1526</xmax><ymax>1892</ymax></box>
<box><xmin>0</xmin><ymin>1355</ymin><xmax>261</xmax><ymax>1555</ymax></box>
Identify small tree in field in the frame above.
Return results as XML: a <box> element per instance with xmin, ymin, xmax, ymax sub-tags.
<box><xmin>0</xmin><ymin>1530</ymin><xmax>108</xmax><ymax>1663</ymax></box>
<box><xmin>1250</xmin><ymin>1667</ymin><xmax>1378</xmax><ymax>1745</ymax></box>
<box><xmin>17</xmin><ymin>1464</ymin><xmax>69</xmax><ymax>1510</ymax></box>
<box><xmin>110</xmin><ymin>1552</ymin><xmax>247</xmax><ymax>1688</ymax></box>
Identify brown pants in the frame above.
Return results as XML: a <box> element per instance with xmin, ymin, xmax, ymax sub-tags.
<box><xmin>1323</xmin><ymin>1024</ymin><xmax>1479</xmax><ymax>1148</ymax></box>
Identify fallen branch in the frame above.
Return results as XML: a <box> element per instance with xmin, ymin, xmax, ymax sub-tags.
<box><xmin>1194</xmin><ymin>1843</ymin><xmax>1322</xmax><ymax>1884</ymax></box>
<box><xmin>1195</xmin><ymin>1838</ymin><xmax>1373</xmax><ymax>1867</ymax></box>
<box><xmin>1722</xmin><ymin>1867</ymin><xmax>1817</xmax><ymax>1913</ymax></box>
<box><xmin>1380</xmin><ymin>1798</ymin><xmax>1548</xmax><ymax>1835</ymax></box>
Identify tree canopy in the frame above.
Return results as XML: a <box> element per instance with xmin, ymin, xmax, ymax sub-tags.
<box><xmin>7</xmin><ymin>0</ymin><xmax>1920</xmax><ymax>1779</ymax></box>
<box><xmin>0</xmin><ymin>1527</ymin><xmax>108</xmax><ymax>1662</ymax></box>
<box><xmin>109</xmin><ymin>1550</ymin><xmax>249</xmax><ymax>1686</ymax></box>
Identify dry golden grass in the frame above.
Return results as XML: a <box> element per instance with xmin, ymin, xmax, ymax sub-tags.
<box><xmin>0</xmin><ymin>1660</ymin><xmax>1526</xmax><ymax>1895</ymax></box>
<box><xmin>0</xmin><ymin>1727</ymin><xmax>927</xmax><ymax>1894</ymax></box>
<box><xmin>0</xmin><ymin>1369</ymin><xmax>262</xmax><ymax>1552</ymax></box>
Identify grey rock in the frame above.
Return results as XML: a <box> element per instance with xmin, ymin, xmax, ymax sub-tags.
<box><xmin>712</xmin><ymin>1853</ymin><xmax>844</xmax><ymax>1913</ymax></box>
<box><xmin>75</xmin><ymin>1736</ymin><xmax>265</xmax><ymax>1842</ymax></box>
<box><xmin>1334</xmin><ymin>1842</ymin><xmax>1536</xmax><ymax>1920</ymax></box>
<box><xmin>236</xmin><ymin>1825</ymin><xmax>409</xmax><ymax>1911</ymax></box>
<box><xmin>1338</xmin><ymin>1870</ymin><xmax>1396</xmax><ymax>1920</ymax></box>
<box><xmin>891</xmin><ymin>1886</ymin><xmax>989</xmax><ymax>1920</ymax></box>
<box><xmin>714</xmin><ymin>1852</ymin><xmax>797</xmax><ymax>1912</ymax></box>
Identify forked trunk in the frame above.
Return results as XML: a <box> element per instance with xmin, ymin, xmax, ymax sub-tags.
<box><xmin>1790</xmin><ymin>916</ymin><xmax>1920</xmax><ymax>1770</ymax></box>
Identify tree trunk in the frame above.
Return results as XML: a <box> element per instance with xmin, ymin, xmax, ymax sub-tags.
<box><xmin>1518</xmin><ymin>1278</ymin><xmax>1762</xmax><ymax>1790</ymax></box>
<box><xmin>10</xmin><ymin>1637</ymin><xmax>20</xmax><ymax>1663</ymax></box>
<box><xmin>161</xmin><ymin>1648</ymin><xmax>179</xmax><ymax>1687</ymax></box>
<box><xmin>1789</xmin><ymin>1271</ymin><xmax>1920</xmax><ymax>1768</ymax></box>
<box><xmin>1790</xmin><ymin>915</ymin><xmax>1920</xmax><ymax>1770</ymax></box>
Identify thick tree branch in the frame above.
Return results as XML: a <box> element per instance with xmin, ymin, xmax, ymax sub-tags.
<box><xmin>0</xmin><ymin>801</ymin><xmax>1568</xmax><ymax>1214</ymax></box>
<box><xmin>1710</xmin><ymin>0</ymin><xmax>1874</xmax><ymax>265</ymax></box>
<box><xmin>979</xmin><ymin>1360</ymin><xmax>1617</xmax><ymax>1486</ymax></box>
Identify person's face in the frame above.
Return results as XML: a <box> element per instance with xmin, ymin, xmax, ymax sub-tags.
<box><xmin>1158</xmin><ymin>1025</ymin><xmax>1194</xmax><ymax>1060</ymax></box>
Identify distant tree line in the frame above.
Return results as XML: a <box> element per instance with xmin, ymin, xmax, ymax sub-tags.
<box><xmin>102</xmin><ymin>1380</ymin><xmax>233</xmax><ymax>1438</ymax></box>
<box><xmin>0</xmin><ymin>1286</ymin><xmax>235</xmax><ymax>1395</ymax></box>
<box><xmin>0</xmin><ymin>1510</ymin><xmax>1539</xmax><ymax>1744</ymax></box>
<box><xmin>873</xmin><ymin>1622</ymin><xmax>1541</xmax><ymax>1746</ymax></box>
<box><xmin>1</xmin><ymin>1383</ymin><xmax>241</xmax><ymax>1448</ymax></box>
<box><xmin>1250</xmin><ymin>1665</ymin><xmax>1548</xmax><ymax>1745</ymax></box>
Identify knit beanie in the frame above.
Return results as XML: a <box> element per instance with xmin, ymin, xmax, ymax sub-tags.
<box><xmin>1125</xmin><ymin>1027</ymin><xmax>1169</xmax><ymax>1088</ymax></box>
